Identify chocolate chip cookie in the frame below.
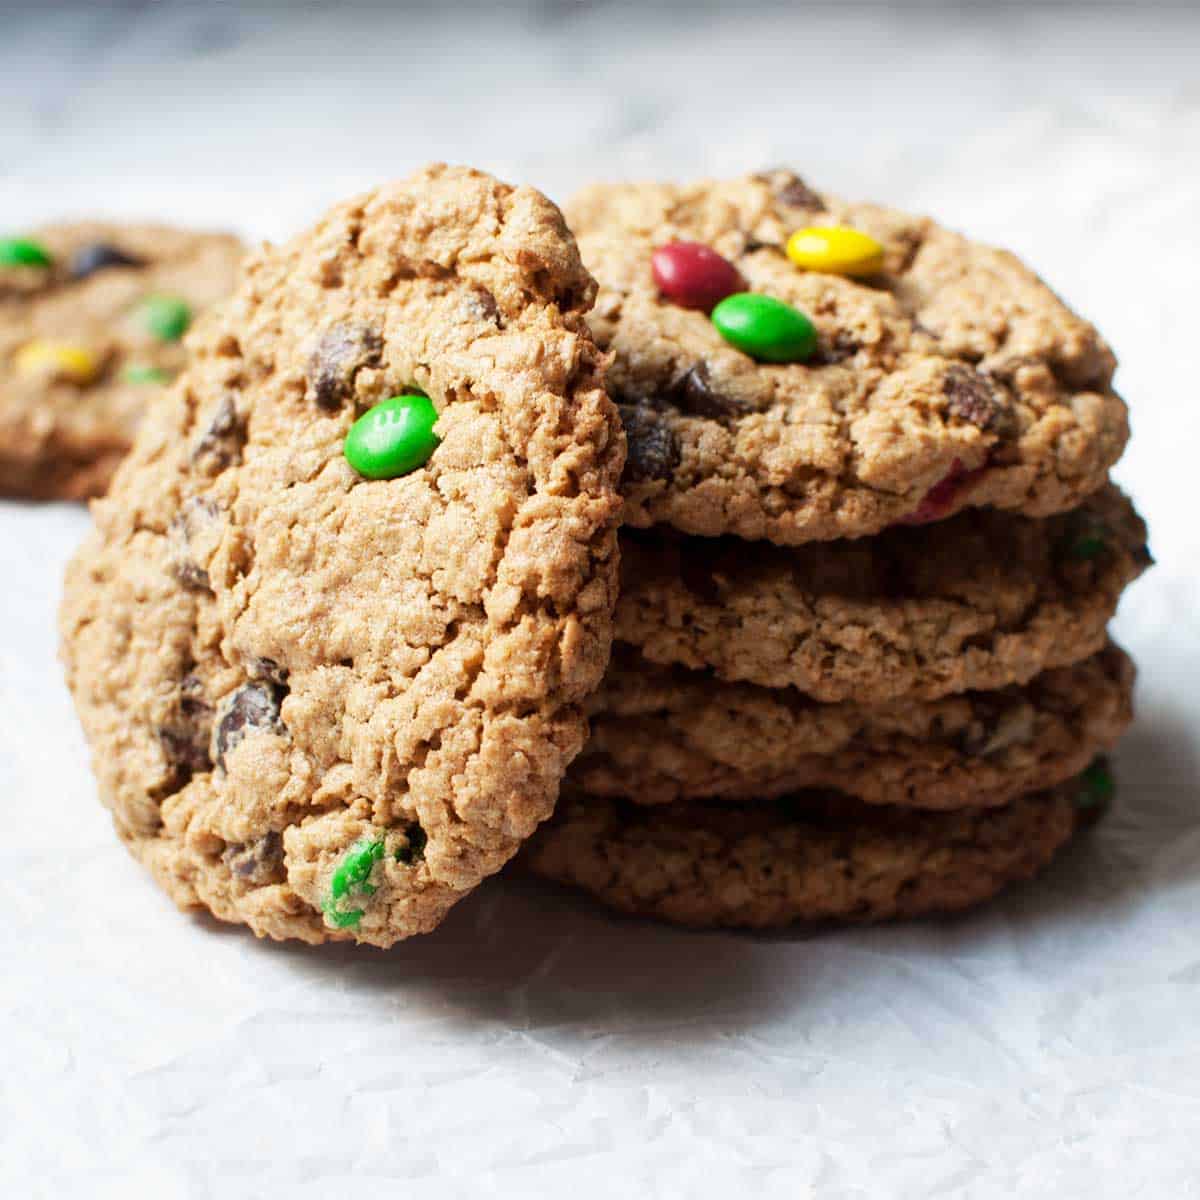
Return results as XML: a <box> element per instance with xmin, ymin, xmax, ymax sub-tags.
<box><xmin>524</xmin><ymin>771</ymin><xmax>1108</xmax><ymax>930</ymax></box>
<box><xmin>615</xmin><ymin>484</ymin><xmax>1148</xmax><ymax>702</ymax></box>
<box><xmin>573</xmin><ymin>643</ymin><xmax>1132</xmax><ymax>809</ymax></box>
<box><xmin>1</xmin><ymin>222</ymin><xmax>244</xmax><ymax>499</ymax></box>
<box><xmin>60</xmin><ymin>165</ymin><xmax>624</xmax><ymax>947</ymax></box>
<box><xmin>567</xmin><ymin>170</ymin><xmax>1128</xmax><ymax>543</ymax></box>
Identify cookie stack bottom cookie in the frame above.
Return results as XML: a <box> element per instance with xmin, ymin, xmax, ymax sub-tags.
<box><xmin>522</xmin><ymin>488</ymin><xmax>1149</xmax><ymax>930</ymax></box>
<box><xmin>524</xmin><ymin>776</ymin><xmax>1105</xmax><ymax>930</ymax></box>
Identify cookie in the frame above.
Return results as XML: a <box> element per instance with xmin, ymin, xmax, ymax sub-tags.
<box><xmin>573</xmin><ymin>643</ymin><xmax>1133</xmax><ymax>809</ymax></box>
<box><xmin>567</xmin><ymin>170</ymin><xmax>1128</xmax><ymax>543</ymax></box>
<box><xmin>1</xmin><ymin>222</ymin><xmax>244</xmax><ymax>499</ymax></box>
<box><xmin>524</xmin><ymin>772</ymin><xmax>1105</xmax><ymax>930</ymax></box>
<box><xmin>60</xmin><ymin>165</ymin><xmax>624</xmax><ymax>947</ymax></box>
<box><xmin>615</xmin><ymin>484</ymin><xmax>1148</xmax><ymax>702</ymax></box>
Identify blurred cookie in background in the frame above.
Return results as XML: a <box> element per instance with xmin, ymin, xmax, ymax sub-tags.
<box><xmin>0</xmin><ymin>223</ymin><xmax>244</xmax><ymax>499</ymax></box>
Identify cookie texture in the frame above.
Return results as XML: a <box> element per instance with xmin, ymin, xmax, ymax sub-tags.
<box><xmin>616</xmin><ymin>484</ymin><xmax>1148</xmax><ymax>702</ymax></box>
<box><xmin>1</xmin><ymin>222</ymin><xmax>243</xmax><ymax>499</ymax></box>
<box><xmin>573</xmin><ymin>643</ymin><xmax>1133</xmax><ymax>809</ymax></box>
<box><xmin>524</xmin><ymin>779</ymin><xmax>1091</xmax><ymax>930</ymax></box>
<box><xmin>567</xmin><ymin>170</ymin><xmax>1128</xmax><ymax>542</ymax></box>
<box><xmin>60</xmin><ymin>165</ymin><xmax>624</xmax><ymax>947</ymax></box>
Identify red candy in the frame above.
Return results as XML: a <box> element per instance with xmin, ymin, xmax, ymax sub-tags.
<box><xmin>651</xmin><ymin>241</ymin><xmax>743</xmax><ymax>312</ymax></box>
<box><xmin>899</xmin><ymin>460</ymin><xmax>986</xmax><ymax>526</ymax></box>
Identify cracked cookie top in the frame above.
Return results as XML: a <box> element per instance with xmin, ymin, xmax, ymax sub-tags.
<box><xmin>567</xmin><ymin>170</ymin><xmax>1128</xmax><ymax>543</ymax></box>
<box><xmin>0</xmin><ymin>222</ymin><xmax>243</xmax><ymax>499</ymax></box>
<box><xmin>61</xmin><ymin>164</ymin><xmax>624</xmax><ymax>947</ymax></box>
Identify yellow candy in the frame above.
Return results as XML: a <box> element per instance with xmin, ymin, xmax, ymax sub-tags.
<box><xmin>786</xmin><ymin>226</ymin><xmax>885</xmax><ymax>277</ymax></box>
<box><xmin>14</xmin><ymin>339</ymin><xmax>99</xmax><ymax>384</ymax></box>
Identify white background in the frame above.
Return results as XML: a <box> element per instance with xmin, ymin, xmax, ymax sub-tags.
<box><xmin>3</xmin><ymin>3</ymin><xmax>1199</xmax><ymax>1196</ymax></box>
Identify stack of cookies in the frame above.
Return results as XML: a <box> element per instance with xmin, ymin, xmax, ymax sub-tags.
<box><xmin>46</xmin><ymin>165</ymin><xmax>1148</xmax><ymax>947</ymax></box>
<box><xmin>522</xmin><ymin>171</ymin><xmax>1150</xmax><ymax>928</ymax></box>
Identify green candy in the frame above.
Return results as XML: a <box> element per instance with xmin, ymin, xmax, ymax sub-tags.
<box><xmin>122</xmin><ymin>364</ymin><xmax>172</xmax><ymax>385</ymax></box>
<box><xmin>140</xmin><ymin>294</ymin><xmax>192</xmax><ymax>341</ymax></box>
<box><xmin>710</xmin><ymin>292</ymin><xmax>817</xmax><ymax>363</ymax></box>
<box><xmin>344</xmin><ymin>393</ymin><xmax>440</xmax><ymax>480</ymax></box>
<box><xmin>0</xmin><ymin>237</ymin><xmax>53</xmax><ymax>268</ymax></box>
<box><xmin>323</xmin><ymin>904</ymin><xmax>367</xmax><ymax>929</ymax></box>
<box><xmin>1062</xmin><ymin>514</ymin><xmax>1109</xmax><ymax>561</ymax></box>
<box><xmin>322</xmin><ymin>837</ymin><xmax>386</xmax><ymax>929</ymax></box>
<box><xmin>1067</xmin><ymin>531</ymin><xmax>1107</xmax><ymax>561</ymax></box>
<box><xmin>1076</xmin><ymin>759</ymin><xmax>1115</xmax><ymax>810</ymax></box>
<box><xmin>321</xmin><ymin>826</ymin><xmax>428</xmax><ymax>928</ymax></box>
<box><xmin>330</xmin><ymin>838</ymin><xmax>385</xmax><ymax>901</ymax></box>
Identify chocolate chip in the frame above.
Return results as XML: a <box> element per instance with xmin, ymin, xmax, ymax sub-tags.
<box><xmin>173</xmin><ymin>561</ymin><xmax>210</xmax><ymax>591</ymax></box>
<box><xmin>306</xmin><ymin>323</ymin><xmax>382</xmax><ymax>410</ymax></box>
<box><xmin>222</xmin><ymin>831</ymin><xmax>286</xmax><ymax>885</ymax></box>
<box><xmin>158</xmin><ymin>715</ymin><xmax>212</xmax><ymax>771</ymax></box>
<box><xmin>467</xmin><ymin>287</ymin><xmax>500</xmax><ymax>325</ymax></box>
<box><xmin>809</xmin><ymin>332</ymin><xmax>860</xmax><ymax>366</ymax></box>
<box><xmin>755</xmin><ymin>170</ymin><xmax>825</xmax><ymax>212</ymax></box>
<box><xmin>191</xmin><ymin>394</ymin><xmax>245</xmax><ymax>472</ymax></box>
<box><xmin>70</xmin><ymin>242</ymin><xmax>144</xmax><ymax>280</ymax></box>
<box><xmin>167</xmin><ymin>497</ymin><xmax>220</xmax><ymax>591</ymax></box>
<box><xmin>157</xmin><ymin>675</ymin><xmax>213</xmax><ymax>784</ymax></box>
<box><xmin>943</xmin><ymin>366</ymin><xmax>1016</xmax><ymax>436</ymax></box>
<box><xmin>667</xmin><ymin>362</ymin><xmax>750</xmax><ymax>420</ymax></box>
<box><xmin>157</xmin><ymin>725</ymin><xmax>212</xmax><ymax>782</ymax></box>
<box><xmin>246</xmin><ymin>656</ymin><xmax>289</xmax><ymax>685</ymax></box>
<box><xmin>618</xmin><ymin>404</ymin><xmax>681</xmax><ymax>484</ymax></box>
<box><xmin>1133</xmin><ymin>543</ymin><xmax>1155</xmax><ymax>570</ymax></box>
<box><xmin>393</xmin><ymin>822</ymin><xmax>427</xmax><ymax>865</ymax></box>
<box><xmin>215</xmin><ymin>682</ymin><xmax>287</xmax><ymax>769</ymax></box>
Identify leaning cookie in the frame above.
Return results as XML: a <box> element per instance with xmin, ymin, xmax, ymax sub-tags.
<box><xmin>567</xmin><ymin>170</ymin><xmax>1128</xmax><ymax>543</ymax></box>
<box><xmin>616</xmin><ymin>484</ymin><xmax>1148</xmax><ymax>703</ymax></box>
<box><xmin>60</xmin><ymin>166</ymin><xmax>624</xmax><ymax>947</ymax></box>
<box><xmin>523</xmin><ymin>768</ymin><xmax>1112</xmax><ymax>930</ymax></box>
<box><xmin>572</xmin><ymin>643</ymin><xmax>1132</xmax><ymax>809</ymax></box>
<box><xmin>0</xmin><ymin>222</ymin><xmax>244</xmax><ymax>499</ymax></box>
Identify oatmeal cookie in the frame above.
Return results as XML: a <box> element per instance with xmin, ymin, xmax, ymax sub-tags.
<box><xmin>573</xmin><ymin>643</ymin><xmax>1133</xmax><ymax>809</ymax></box>
<box><xmin>568</xmin><ymin>170</ymin><xmax>1128</xmax><ymax>542</ymax></box>
<box><xmin>615</xmin><ymin>484</ymin><xmax>1148</xmax><ymax>702</ymax></box>
<box><xmin>60</xmin><ymin>166</ymin><xmax>624</xmax><ymax>946</ymax></box>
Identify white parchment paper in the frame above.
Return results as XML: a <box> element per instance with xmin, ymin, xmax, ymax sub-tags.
<box><xmin>2</xmin><ymin>5</ymin><xmax>1198</xmax><ymax>1196</ymax></box>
